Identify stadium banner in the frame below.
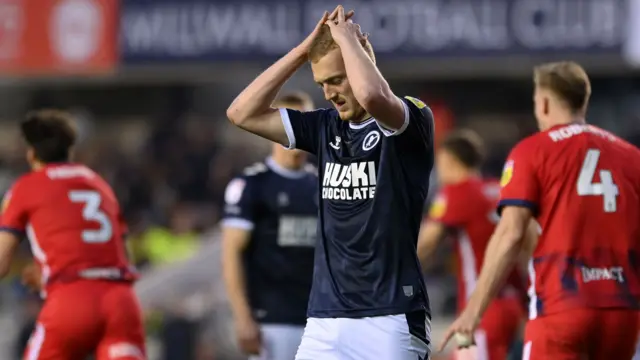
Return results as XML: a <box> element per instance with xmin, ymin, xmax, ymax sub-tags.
<box><xmin>120</xmin><ymin>0</ymin><xmax>627</xmax><ymax>63</ymax></box>
<box><xmin>0</xmin><ymin>0</ymin><xmax>118</xmax><ymax>75</ymax></box>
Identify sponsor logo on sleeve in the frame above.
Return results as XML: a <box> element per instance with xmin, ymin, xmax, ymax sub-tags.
<box><xmin>428</xmin><ymin>194</ymin><xmax>447</xmax><ymax>219</ymax></box>
<box><xmin>224</xmin><ymin>178</ymin><xmax>245</xmax><ymax>205</ymax></box>
<box><xmin>500</xmin><ymin>160</ymin><xmax>514</xmax><ymax>187</ymax></box>
<box><xmin>1</xmin><ymin>190</ymin><xmax>12</xmax><ymax>213</ymax></box>
<box><xmin>404</xmin><ymin>96</ymin><xmax>426</xmax><ymax>109</ymax></box>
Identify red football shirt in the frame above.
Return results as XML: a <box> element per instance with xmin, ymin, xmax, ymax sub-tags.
<box><xmin>499</xmin><ymin>123</ymin><xmax>640</xmax><ymax>319</ymax></box>
<box><xmin>428</xmin><ymin>177</ymin><xmax>526</xmax><ymax>311</ymax></box>
<box><xmin>0</xmin><ymin>163</ymin><xmax>136</xmax><ymax>296</ymax></box>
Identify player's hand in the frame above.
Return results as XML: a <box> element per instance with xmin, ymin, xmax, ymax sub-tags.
<box><xmin>437</xmin><ymin>306</ymin><xmax>480</xmax><ymax>352</ymax></box>
<box><xmin>297</xmin><ymin>8</ymin><xmax>355</xmax><ymax>55</ymax></box>
<box><xmin>325</xmin><ymin>5</ymin><xmax>368</xmax><ymax>46</ymax></box>
<box><xmin>235</xmin><ymin>316</ymin><xmax>262</xmax><ymax>355</ymax></box>
<box><xmin>21</xmin><ymin>263</ymin><xmax>42</xmax><ymax>292</ymax></box>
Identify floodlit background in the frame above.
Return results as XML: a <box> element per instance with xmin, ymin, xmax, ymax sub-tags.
<box><xmin>0</xmin><ymin>0</ymin><xmax>639</xmax><ymax>359</ymax></box>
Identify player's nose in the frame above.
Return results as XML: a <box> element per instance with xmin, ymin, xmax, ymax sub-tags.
<box><xmin>322</xmin><ymin>87</ymin><xmax>336</xmax><ymax>101</ymax></box>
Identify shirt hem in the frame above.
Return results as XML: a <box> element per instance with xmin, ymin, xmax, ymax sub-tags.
<box><xmin>307</xmin><ymin>303</ymin><xmax>430</xmax><ymax>319</ymax></box>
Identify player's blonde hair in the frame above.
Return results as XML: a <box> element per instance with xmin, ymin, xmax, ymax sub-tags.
<box><xmin>308</xmin><ymin>24</ymin><xmax>375</xmax><ymax>64</ymax></box>
<box><xmin>533</xmin><ymin>61</ymin><xmax>591</xmax><ymax>114</ymax></box>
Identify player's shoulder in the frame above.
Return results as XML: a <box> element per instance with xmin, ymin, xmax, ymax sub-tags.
<box><xmin>435</xmin><ymin>183</ymin><xmax>462</xmax><ymax>203</ymax></box>
<box><xmin>400</xmin><ymin>95</ymin><xmax>434</xmax><ymax>120</ymax></box>
<box><xmin>302</xmin><ymin>107</ymin><xmax>339</xmax><ymax>123</ymax></box>
<box><xmin>514</xmin><ymin>131</ymin><xmax>547</xmax><ymax>151</ymax></box>
<box><xmin>225</xmin><ymin>161</ymin><xmax>269</xmax><ymax>196</ymax></box>
<box><xmin>2</xmin><ymin>173</ymin><xmax>31</xmax><ymax>206</ymax></box>
<box><xmin>242</xmin><ymin>161</ymin><xmax>268</xmax><ymax>175</ymax></box>
<box><xmin>445</xmin><ymin>178</ymin><xmax>487</xmax><ymax>201</ymax></box>
<box><xmin>7</xmin><ymin>169</ymin><xmax>49</xmax><ymax>196</ymax></box>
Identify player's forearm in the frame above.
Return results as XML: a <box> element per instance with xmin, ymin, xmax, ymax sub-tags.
<box><xmin>227</xmin><ymin>47</ymin><xmax>308</xmax><ymax>124</ymax></box>
<box><xmin>339</xmin><ymin>36</ymin><xmax>394</xmax><ymax>114</ymax></box>
<box><xmin>222</xmin><ymin>256</ymin><xmax>253</xmax><ymax>320</ymax></box>
<box><xmin>417</xmin><ymin>238</ymin><xmax>439</xmax><ymax>271</ymax></box>
<box><xmin>466</xmin><ymin>226</ymin><xmax>523</xmax><ymax>319</ymax></box>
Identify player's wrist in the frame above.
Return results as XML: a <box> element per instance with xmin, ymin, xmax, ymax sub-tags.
<box><xmin>233</xmin><ymin>310</ymin><xmax>254</xmax><ymax>323</ymax></box>
<box><xmin>334</xmin><ymin>32</ymin><xmax>360</xmax><ymax>48</ymax></box>
<box><xmin>291</xmin><ymin>45</ymin><xmax>309</xmax><ymax>61</ymax></box>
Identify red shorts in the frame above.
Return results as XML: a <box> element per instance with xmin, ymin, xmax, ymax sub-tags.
<box><xmin>24</xmin><ymin>280</ymin><xmax>146</xmax><ymax>360</ymax></box>
<box><xmin>524</xmin><ymin>308</ymin><xmax>639</xmax><ymax>360</ymax></box>
<box><xmin>453</xmin><ymin>297</ymin><xmax>525</xmax><ymax>360</ymax></box>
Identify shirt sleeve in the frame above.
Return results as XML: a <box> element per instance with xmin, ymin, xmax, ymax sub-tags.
<box><xmin>497</xmin><ymin>142</ymin><xmax>541</xmax><ymax>215</ymax></box>
<box><xmin>221</xmin><ymin>177</ymin><xmax>257</xmax><ymax>231</ymax></box>
<box><xmin>427</xmin><ymin>188</ymin><xmax>467</xmax><ymax>227</ymax></box>
<box><xmin>278</xmin><ymin>108</ymin><xmax>330</xmax><ymax>155</ymax></box>
<box><xmin>0</xmin><ymin>182</ymin><xmax>28</xmax><ymax>236</ymax></box>
<box><xmin>376</xmin><ymin>96</ymin><xmax>434</xmax><ymax>144</ymax></box>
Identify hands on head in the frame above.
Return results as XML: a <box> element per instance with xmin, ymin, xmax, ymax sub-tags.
<box><xmin>300</xmin><ymin>5</ymin><xmax>368</xmax><ymax>54</ymax></box>
<box><xmin>325</xmin><ymin>5</ymin><xmax>369</xmax><ymax>43</ymax></box>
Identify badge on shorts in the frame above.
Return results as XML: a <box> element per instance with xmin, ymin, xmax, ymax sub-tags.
<box><xmin>500</xmin><ymin>160</ymin><xmax>514</xmax><ymax>187</ymax></box>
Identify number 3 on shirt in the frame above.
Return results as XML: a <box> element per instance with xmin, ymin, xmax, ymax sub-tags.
<box><xmin>68</xmin><ymin>190</ymin><xmax>113</xmax><ymax>243</ymax></box>
<box><xmin>577</xmin><ymin>149</ymin><xmax>619</xmax><ymax>213</ymax></box>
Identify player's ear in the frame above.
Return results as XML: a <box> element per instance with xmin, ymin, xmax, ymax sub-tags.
<box><xmin>543</xmin><ymin>97</ymin><xmax>549</xmax><ymax>115</ymax></box>
<box><xmin>25</xmin><ymin>148</ymin><xmax>35</xmax><ymax>166</ymax></box>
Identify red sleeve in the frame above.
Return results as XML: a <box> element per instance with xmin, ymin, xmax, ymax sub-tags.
<box><xmin>0</xmin><ymin>181</ymin><xmax>28</xmax><ymax>235</ymax></box>
<box><xmin>497</xmin><ymin>140</ymin><xmax>541</xmax><ymax>215</ymax></box>
<box><xmin>427</xmin><ymin>187</ymin><xmax>468</xmax><ymax>227</ymax></box>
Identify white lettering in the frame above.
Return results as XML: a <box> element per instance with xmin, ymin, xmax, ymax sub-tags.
<box><xmin>581</xmin><ymin>266</ymin><xmax>625</xmax><ymax>283</ymax></box>
<box><xmin>122</xmin><ymin>3</ymin><xmax>301</xmax><ymax>56</ymax></box>
<box><xmin>123</xmin><ymin>0</ymin><xmax>623</xmax><ymax>58</ymax></box>
<box><xmin>277</xmin><ymin>216</ymin><xmax>317</xmax><ymax>247</ymax></box>
<box><xmin>548</xmin><ymin>124</ymin><xmax>617</xmax><ymax>142</ymax></box>
<box><xmin>321</xmin><ymin>161</ymin><xmax>378</xmax><ymax>201</ymax></box>
<box><xmin>47</xmin><ymin>166</ymin><xmax>94</xmax><ymax>180</ymax></box>
<box><xmin>351</xmin><ymin>162</ymin><xmax>368</xmax><ymax>187</ymax></box>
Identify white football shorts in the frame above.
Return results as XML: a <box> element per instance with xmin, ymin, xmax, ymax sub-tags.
<box><xmin>295</xmin><ymin>312</ymin><xmax>431</xmax><ymax>360</ymax></box>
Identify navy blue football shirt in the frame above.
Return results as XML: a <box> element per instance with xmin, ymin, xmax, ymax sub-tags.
<box><xmin>222</xmin><ymin>157</ymin><xmax>318</xmax><ymax>325</ymax></box>
<box><xmin>278</xmin><ymin>96</ymin><xmax>434</xmax><ymax>320</ymax></box>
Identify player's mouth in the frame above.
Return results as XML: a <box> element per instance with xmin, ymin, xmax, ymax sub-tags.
<box><xmin>334</xmin><ymin>99</ymin><xmax>346</xmax><ymax>110</ymax></box>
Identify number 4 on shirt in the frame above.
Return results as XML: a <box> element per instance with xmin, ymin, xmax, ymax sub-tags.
<box><xmin>577</xmin><ymin>149</ymin><xmax>619</xmax><ymax>213</ymax></box>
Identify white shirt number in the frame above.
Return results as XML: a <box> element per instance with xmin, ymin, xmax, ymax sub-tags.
<box><xmin>68</xmin><ymin>190</ymin><xmax>113</xmax><ymax>243</ymax></box>
<box><xmin>577</xmin><ymin>149</ymin><xmax>619</xmax><ymax>213</ymax></box>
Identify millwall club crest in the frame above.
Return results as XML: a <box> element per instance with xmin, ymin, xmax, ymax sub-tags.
<box><xmin>362</xmin><ymin>131</ymin><xmax>380</xmax><ymax>151</ymax></box>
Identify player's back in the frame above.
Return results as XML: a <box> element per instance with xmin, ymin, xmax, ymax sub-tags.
<box><xmin>521</xmin><ymin>123</ymin><xmax>640</xmax><ymax>314</ymax></box>
<box><xmin>14</xmin><ymin>163</ymin><xmax>132</xmax><ymax>292</ymax></box>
